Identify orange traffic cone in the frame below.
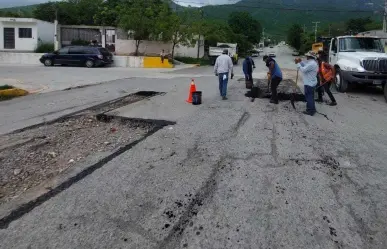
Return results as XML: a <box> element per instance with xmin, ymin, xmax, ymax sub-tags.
<box><xmin>186</xmin><ymin>79</ymin><xmax>197</xmax><ymax>103</ymax></box>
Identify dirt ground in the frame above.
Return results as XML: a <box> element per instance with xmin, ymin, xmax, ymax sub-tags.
<box><xmin>0</xmin><ymin>94</ymin><xmax>157</xmax><ymax>204</ymax></box>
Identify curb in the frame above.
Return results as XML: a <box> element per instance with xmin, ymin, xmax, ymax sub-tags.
<box><xmin>0</xmin><ymin>88</ymin><xmax>29</xmax><ymax>98</ymax></box>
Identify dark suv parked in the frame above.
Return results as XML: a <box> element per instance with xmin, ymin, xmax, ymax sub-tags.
<box><xmin>40</xmin><ymin>46</ymin><xmax>113</xmax><ymax>68</ymax></box>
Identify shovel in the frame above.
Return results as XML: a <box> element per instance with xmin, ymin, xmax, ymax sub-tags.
<box><xmin>290</xmin><ymin>70</ymin><xmax>299</xmax><ymax>109</ymax></box>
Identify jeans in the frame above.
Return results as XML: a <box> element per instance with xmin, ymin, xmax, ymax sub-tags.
<box><xmin>270</xmin><ymin>77</ymin><xmax>282</xmax><ymax>103</ymax></box>
<box><xmin>304</xmin><ymin>85</ymin><xmax>316</xmax><ymax>115</ymax></box>
<box><xmin>245</xmin><ymin>73</ymin><xmax>252</xmax><ymax>81</ymax></box>
<box><xmin>218</xmin><ymin>72</ymin><xmax>229</xmax><ymax>97</ymax></box>
<box><xmin>317</xmin><ymin>81</ymin><xmax>336</xmax><ymax>103</ymax></box>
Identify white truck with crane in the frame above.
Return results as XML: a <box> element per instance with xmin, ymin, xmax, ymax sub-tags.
<box><xmin>209</xmin><ymin>43</ymin><xmax>238</xmax><ymax>65</ymax></box>
<box><xmin>328</xmin><ymin>35</ymin><xmax>387</xmax><ymax>101</ymax></box>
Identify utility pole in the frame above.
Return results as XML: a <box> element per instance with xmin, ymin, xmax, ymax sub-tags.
<box><xmin>329</xmin><ymin>24</ymin><xmax>332</xmax><ymax>37</ymax></box>
<box><xmin>54</xmin><ymin>8</ymin><xmax>59</xmax><ymax>50</ymax></box>
<box><xmin>197</xmin><ymin>9</ymin><xmax>204</xmax><ymax>59</ymax></box>
<box><xmin>384</xmin><ymin>0</ymin><xmax>387</xmax><ymax>33</ymax></box>
<box><xmin>312</xmin><ymin>21</ymin><xmax>320</xmax><ymax>42</ymax></box>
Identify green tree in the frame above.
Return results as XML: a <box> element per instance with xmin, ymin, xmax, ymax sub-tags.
<box><xmin>299</xmin><ymin>32</ymin><xmax>315</xmax><ymax>54</ymax></box>
<box><xmin>158</xmin><ymin>9</ymin><xmax>196</xmax><ymax>60</ymax></box>
<box><xmin>228</xmin><ymin>11</ymin><xmax>262</xmax><ymax>45</ymax></box>
<box><xmin>287</xmin><ymin>24</ymin><xmax>303</xmax><ymax>51</ymax></box>
<box><xmin>346</xmin><ymin>17</ymin><xmax>372</xmax><ymax>34</ymax></box>
<box><xmin>118</xmin><ymin>0</ymin><xmax>164</xmax><ymax>56</ymax></box>
<box><xmin>200</xmin><ymin>20</ymin><xmax>231</xmax><ymax>47</ymax></box>
<box><xmin>94</xmin><ymin>0</ymin><xmax>123</xmax><ymax>26</ymax></box>
<box><xmin>33</xmin><ymin>2</ymin><xmax>78</xmax><ymax>24</ymax></box>
<box><xmin>33</xmin><ymin>0</ymin><xmax>102</xmax><ymax>25</ymax></box>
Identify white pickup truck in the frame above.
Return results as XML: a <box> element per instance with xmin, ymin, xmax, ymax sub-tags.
<box><xmin>329</xmin><ymin>36</ymin><xmax>387</xmax><ymax>100</ymax></box>
<box><xmin>209</xmin><ymin>43</ymin><xmax>238</xmax><ymax>65</ymax></box>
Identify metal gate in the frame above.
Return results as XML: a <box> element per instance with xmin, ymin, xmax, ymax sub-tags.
<box><xmin>61</xmin><ymin>27</ymin><xmax>101</xmax><ymax>47</ymax></box>
<box><xmin>105</xmin><ymin>29</ymin><xmax>115</xmax><ymax>52</ymax></box>
<box><xmin>3</xmin><ymin>28</ymin><xmax>15</xmax><ymax>49</ymax></box>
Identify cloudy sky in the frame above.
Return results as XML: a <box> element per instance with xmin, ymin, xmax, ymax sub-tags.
<box><xmin>0</xmin><ymin>0</ymin><xmax>240</xmax><ymax>8</ymax></box>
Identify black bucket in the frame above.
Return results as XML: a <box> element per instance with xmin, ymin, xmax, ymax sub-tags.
<box><xmin>192</xmin><ymin>91</ymin><xmax>202</xmax><ymax>105</ymax></box>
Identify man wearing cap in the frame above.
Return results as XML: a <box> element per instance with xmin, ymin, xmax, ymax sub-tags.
<box><xmin>295</xmin><ymin>51</ymin><xmax>319</xmax><ymax>116</ymax></box>
<box><xmin>263</xmin><ymin>55</ymin><xmax>283</xmax><ymax>104</ymax></box>
<box><xmin>214</xmin><ymin>49</ymin><xmax>234</xmax><ymax>100</ymax></box>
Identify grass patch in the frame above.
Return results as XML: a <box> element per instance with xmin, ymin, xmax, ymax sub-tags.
<box><xmin>35</xmin><ymin>43</ymin><xmax>54</xmax><ymax>53</ymax></box>
<box><xmin>174</xmin><ymin>57</ymin><xmax>211</xmax><ymax>66</ymax></box>
<box><xmin>0</xmin><ymin>85</ymin><xmax>14</xmax><ymax>90</ymax></box>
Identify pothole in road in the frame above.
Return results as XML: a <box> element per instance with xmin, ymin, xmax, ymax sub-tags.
<box><xmin>0</xmin><ymin>91</ymin><xmax>167</xmax><ymax>207</ymax></box>
<box><xmin>243</xmin><ymin>79</ymin><xmax>306</xmax><ymax>102</ymax></box>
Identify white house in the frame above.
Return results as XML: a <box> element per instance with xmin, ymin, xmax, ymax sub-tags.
<box><xmin>0</xmin><ymin>18</ymin><xmax>55</xmax><ymax>52</ymax></box>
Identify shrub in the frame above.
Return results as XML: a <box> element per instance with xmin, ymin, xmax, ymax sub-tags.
<box><xmin>71</xmin><ymin>39</ymin><xmax>90</xmax><ymax>46</ymax></box>
<box><xmin>174</xmin><ymin>57</ymin><xmax>211</xmax><ymax>65</ymax></box>
<box><xmin>0</xmin><ymin>85</ymin><xmax>14</xmax><ymax>90</ymax></box>
<box><xmin>35</xmin><ymin>43</ymin><xmax>54</xmax><ymax>53</ymax></box>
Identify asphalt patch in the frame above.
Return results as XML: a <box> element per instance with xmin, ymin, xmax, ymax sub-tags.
<box><xmin>0</xmin><ymin>91</ymin><xmax>174</xmax><ymax>229</ymax></box>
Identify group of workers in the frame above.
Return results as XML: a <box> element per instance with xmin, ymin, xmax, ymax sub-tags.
<box><xmin>213</xmin><ymin>48</ymin><xmax>337</xmax><ymax>116</ymax></box>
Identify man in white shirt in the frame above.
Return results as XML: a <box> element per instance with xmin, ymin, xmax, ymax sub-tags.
<box><xmin>214</xmin><ymin>49</ymin><xmax>234</xmax><ymax>100</ymax></box>
<box><xmin>295</xmin><ymin>51</ymin><xmax>319</xmax><ymax>116</ymax></box>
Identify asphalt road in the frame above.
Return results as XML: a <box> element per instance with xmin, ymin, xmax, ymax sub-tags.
<box><xmin>1</xmin><ymin>45</ymin><xmax>387</xmax><ymax>249</ymax></box>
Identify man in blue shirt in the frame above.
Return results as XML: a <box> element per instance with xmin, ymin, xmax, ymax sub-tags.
<box><xmin>295</xmin><ymin>51</ymin><xmax>319</xmax><ymax>116</ymax></box>
<box><xmin>243</xmin><ymin>56</ymin><xmax>255</xmax><ymax>82</ymax></box>
<box><xmin>263</xmin><ymin>55</ymin><xmax>283</xmax><ymax>104</ymax></box>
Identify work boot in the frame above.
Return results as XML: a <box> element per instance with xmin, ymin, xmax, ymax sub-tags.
<box><xmin>302</xmin><ymin>111</ymin><xmax>315</xmax><ymax>116</ymax></box>
<box><xmin>270</xmin><ymin>99</ymin><xmax>279</xmax><ymax>104</ymax></box>
<box><xmin>329</xmin><ymin>102</ymin><xmax>337</xmax><ymax>106</ymax></box>
<box><xmin>222</xmin><ymin>96</ymin><xmax>228</xmax><ymax>100</ymax></box>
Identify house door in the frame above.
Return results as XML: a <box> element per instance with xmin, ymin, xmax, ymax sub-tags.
<box><xmin>4</xmin><ymin>28</ymin><xmax>15</xmax><ymax>49</ymax></box>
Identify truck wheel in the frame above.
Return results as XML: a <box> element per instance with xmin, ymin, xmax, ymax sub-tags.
<box><xmin>384</xmin><ymin>84</ymin><xmax>387</xmax><ymax>103</ymax></box>
<box><xmin>335</xmin><ymin>68</ymin><xmax>349</xmax><ymax>92</ymax></box>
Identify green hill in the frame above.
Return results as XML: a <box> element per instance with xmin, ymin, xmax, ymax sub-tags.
<box><xmin>198</xmin><ymin>0</ymin><xmax>383</xmax><ymax>39</ymax></box>
<box><xmin>0</xmin><ymin>4</ymin><xmax>37</xmax><ymax>17</ymax></box>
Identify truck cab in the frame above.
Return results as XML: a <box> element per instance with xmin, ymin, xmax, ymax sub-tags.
<box><xmin>329</xmin><ymin>36</ymin><xmax>387</xmax><ymax>93</ymax></box>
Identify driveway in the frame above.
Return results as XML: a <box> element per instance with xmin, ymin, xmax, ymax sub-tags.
<box><xmin>0</xmin><ymin>64</ymin><xmax>198</xmax><ymax>93</ymax></box>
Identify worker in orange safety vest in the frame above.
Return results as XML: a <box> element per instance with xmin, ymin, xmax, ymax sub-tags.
<box><xmin>316</xmin><ymin>50</ymin><xmax>337</xmax><ymax>106</ymax></box>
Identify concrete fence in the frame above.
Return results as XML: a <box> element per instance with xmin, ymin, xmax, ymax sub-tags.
<box><xmin>0</xmin><ymin>52</ymin><xmax>158</xmax><ymax>68</ymax></box>
<box><xmin>0</xmin><ymin>52</ymin><xmax>44</xmax><ymax>65</ymax></box>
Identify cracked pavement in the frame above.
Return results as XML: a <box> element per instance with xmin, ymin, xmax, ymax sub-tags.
<box><xmin>1</xmin><ymin>45</ymin><xmax>387</xmax><ymax>248</ymax></box>
<box><xmin>1</xmin><ymin>80</ymin><xmax>387</xmax><ymax>248</ymax></box>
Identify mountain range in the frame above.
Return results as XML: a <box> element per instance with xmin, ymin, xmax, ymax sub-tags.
<box><xmin>197</xmin><ymin>0</ymin><xmax>384</xmax><ymax>39</ymax></box>
<box><xmin>1</xmin><ymin>0</ymin><xmax>384</xmax><ymax>39</ymax></box>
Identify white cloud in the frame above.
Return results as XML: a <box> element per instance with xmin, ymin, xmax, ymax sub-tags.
<box><xmin>0</xmin><ymin>0</ymin><xmax>240</xmax><ymax>9</ymax></box>
<box><xmin>173</xmin><ymin>0</ymin><xmax>240</xmax><ymax>7</ymax></box>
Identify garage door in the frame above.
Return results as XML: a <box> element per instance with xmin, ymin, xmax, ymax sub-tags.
<box><xmin>4</xmin><ymin>28</ymin><xmax>15</xmax><ymax>49</ymax></box>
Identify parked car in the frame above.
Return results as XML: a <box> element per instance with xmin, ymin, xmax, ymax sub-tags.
<box><xmin>250</xmin><ymin>50</ymin><xmax>260</xmax><ymax>57</ymax></box>
<box><xmin>40</xmin><ymin>46</ymin><xmax>113</xmax><ymax>68</ymax></box>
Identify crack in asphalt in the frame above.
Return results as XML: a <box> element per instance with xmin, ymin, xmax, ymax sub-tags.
<box><xmin>157</xmin><ymin>158</ymin><xmax>227</xmax><ymax>249</ymax></box>
<box><xmin>157</xmin><ymin>111</ymin><xmax>251</xmax><ymax>248</ymax></box>
<box><xmin>317</xmin><ymin>111</ymin><xmax>334</xmax><ymax>122</ymax></box>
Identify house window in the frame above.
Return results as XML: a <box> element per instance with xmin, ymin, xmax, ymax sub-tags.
<box><xmin>19</xmin><ymin>28</ymin><xmax>32</xmax><ymax>38</ymax></box>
